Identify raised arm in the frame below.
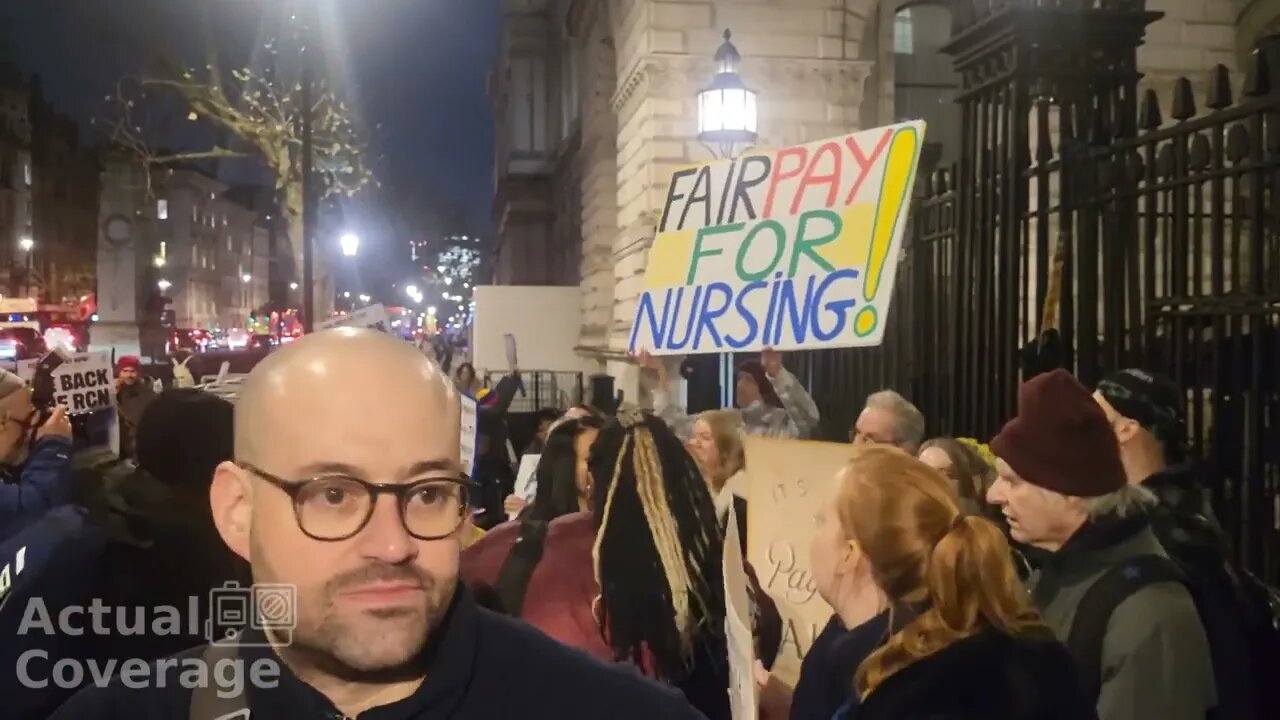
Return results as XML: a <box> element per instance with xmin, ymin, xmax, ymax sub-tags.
<box><xmin>762</xmin><ymin>350</ymin><xmax>820</xmax><ymax>439</ymax></box>
<box><xmin>637</xmin><ymin>352</ymin><xmax>695</xmax><ymax>441</ymax></box>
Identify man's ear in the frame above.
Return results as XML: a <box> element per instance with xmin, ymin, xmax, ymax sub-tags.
<box><xmin>210</xmin><ymin>461</ymin><xmax>253</xmax><ymax>562</ymax></box>
<box><xmin>1114</xmin><ymin>417</ymin><xmax>1143</xmax><ymax>445</ymax></box>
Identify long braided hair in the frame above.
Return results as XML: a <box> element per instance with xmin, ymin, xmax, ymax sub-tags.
<box><xmin>588</xmin><ymin>410</ymin><xmax>727</xmax><ymax>681</ymax></box>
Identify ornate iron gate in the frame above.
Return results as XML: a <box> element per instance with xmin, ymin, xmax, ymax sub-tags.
<box><xmin>779</xmin><ymin>5</ymin><xmax>1280</xmax><ymax>582</ymax></box>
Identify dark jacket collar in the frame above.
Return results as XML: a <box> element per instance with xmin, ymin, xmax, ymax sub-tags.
<box><xmin>243</xmin><ymin>585</ymin><xmax>478</xmax><ymax>719</ymax></box>
<box><xmin>857</xmin><ymin>626</ymin><xmax>1095</xmax><ymax>720</ymax></box>
<box><xmin>1031</xmin><ymin>513</ymin><xmax>1158</xmax><ymax>607</ymax></box>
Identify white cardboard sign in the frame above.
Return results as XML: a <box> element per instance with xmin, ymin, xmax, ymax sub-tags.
<box><xmin>510</xmin><ymin>453</ymin><xmax>541</xmax><ymax>519</ymax></box>
<box><xmin>724</xmin><ymin>504</ymin><xmax>759</xmax><ymax>720</ymax></box>
<box><xmin>318</xmin><ymin>304</ymin><xmax>391</xmax><ymax>333</ymax></box>
<box><xmin>459</xmin><ymin>394</ymin><xmax>478</xmax><ymax>476</ymax></box>
<box><xmin>52</xmin><ymin>352</ymin><xmax>117</xmax><ymax>415</ymax></box>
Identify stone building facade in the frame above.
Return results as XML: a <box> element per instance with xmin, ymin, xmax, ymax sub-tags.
<box><xmin>0</xmin><ymin>69</ymin><xmax>99</xmax><ymax>305</ymax></box>
<box><xmin>95</xmin><ymin>158</ymin><xmax>272</xmax><ymax>358</ymax></box>
<box><xmin>491</xmin><ymin>0</ymin><xmax>1280</xmax><ymax>397</ymax></box>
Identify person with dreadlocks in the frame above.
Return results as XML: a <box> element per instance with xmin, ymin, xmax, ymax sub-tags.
<box><xmin>589</xmin><ymin>410</ymin><xmax>732</xmax><ymax>720</ymax></box>
<box><xmin>637</xmin><ymin>348</ymin><xmax>819</xmax><ymax>441</ymax></box>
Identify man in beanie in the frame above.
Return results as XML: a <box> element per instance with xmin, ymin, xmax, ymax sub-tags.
<box><xmin>987</xmin><ymin>369</ymin><xmax>1216</xmax><ymax>720</ymax></box>
<box><xmin>1093</xmin><ymin>370</ymin><xmax>1224</xmax><ymax>555</ymax></box>
<box><xmin>0</xmin><ymin>367</ymin><xmax>73</xmax><ymax>540</ymax></box>
<box><xmin>114</xmin><ymin>355</ymin><xmax>156</xmax><ymax>460</ymax></box>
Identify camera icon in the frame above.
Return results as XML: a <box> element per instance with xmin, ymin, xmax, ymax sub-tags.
<box><xmin>205</xmin><ymin>581</ymin><xmax>298</xmax><ymax>647</ymax></box>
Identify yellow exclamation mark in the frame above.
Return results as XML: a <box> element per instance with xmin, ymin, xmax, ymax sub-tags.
<box><xmin>854</xmin><ymin>125</ymin><xmax>921</xmax><ymax>338</ymax></box>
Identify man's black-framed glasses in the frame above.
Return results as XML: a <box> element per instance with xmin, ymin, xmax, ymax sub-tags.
<box><xmin>239</xmin><ymin>463</ymin><xmax>471</xmax><ymax>541</ymax></box>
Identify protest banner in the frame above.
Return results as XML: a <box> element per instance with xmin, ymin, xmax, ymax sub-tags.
<box><xmin>50</xmin><ymin>352</ymin><xmax>116</xmax><ymax>414</ymax></box>
<box><xmin>745</xmin><ymin>436</ymin><xmax>854</xmax><ymax>686</ymax></box>
<box><xmin>317</xmin><ymin>304</ymin><xmax>391</xmax><ymax>333</ymax></box>
<box><xmin>510</xmin><ymin>453</ymin><xmax>540</xmax><ymax>519</ymax></box>
<box><xmin>459</xmin><ymin>394</ymin><xmax>478</xmax><ymax>476</ymax></box>
<box><xmin>724</xmin><ymin>504</ymin><xmax>758</xmax><ymax>720</ymax></box>
<box><xmin>629</xmin><ymin>120</ymin><xmax>926</xmax><ymax>356</ymax></box>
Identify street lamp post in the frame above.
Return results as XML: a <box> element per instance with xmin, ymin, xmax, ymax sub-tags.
<box><xmin>696</xmin><ymin>29</ymin><xmax>759</xmax><ymax>409</ymax></box>
<box><xmin>339</xmin><ymin>232</ymin><xmax>360</xmax><ymax>257</ymax></box>
<box><xmin>696</xmin><ymin>29</ymin><xmax>758</xmax><ymax>159</ymax></box>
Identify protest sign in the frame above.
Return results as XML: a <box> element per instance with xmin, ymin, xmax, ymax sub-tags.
<box><xmin>317</xmin><ymin>304</ymin><xmax>391</xmax><ymax>333</ymax></box>
<box><xmin>504</xmin><ymin>333</ymin><xmax>518</xmax><ymax>369</ymax></box>
<box><xmin>629</xmin><ymin>121</ymin><xmax>926</xmax><ymax>356</ymax></box>
<box><xmin>50</xmin><ymin>352</ymin><xmax>116</xmax><ymax>414</ymax></box>
<box><xmin>510</xmin><ymin>453</ymin><xmax>540</xmax><ymax>519</ymax></box>
<box><xmin>459</xmin><ymin>394</ymin><xmax>478</xmax><ymax>476</ymax></box>
<box><xmin>724</xmin><ymin>504</ymin><xmax>758</xmax><ymax>720</ymax></box>
<box><xmin>745</xmin><ymin>436</ymin><xmax>854</xmax><ymax>686</ymax></box>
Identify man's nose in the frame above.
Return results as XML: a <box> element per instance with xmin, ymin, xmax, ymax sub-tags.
<box><xmin>986</xmin><ymin>478</ymin><xmax>1007</xmax><ymax>505</ymax></box>
<box><xmin>356</xmin><ymin>495</ymin><xmax>418</xmax><ymax>563</ymax></box>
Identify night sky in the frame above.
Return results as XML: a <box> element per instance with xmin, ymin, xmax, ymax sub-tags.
<box><xmin>0</xmin><ymin>0</ymin><xmax>502</xmax><ymax>294</ymax></box>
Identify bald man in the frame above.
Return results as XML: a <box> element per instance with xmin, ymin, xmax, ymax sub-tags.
<box><xmin>52</xmin><ymin>329</ymin><xmax>704</xmax><ymax>720</ymax></box>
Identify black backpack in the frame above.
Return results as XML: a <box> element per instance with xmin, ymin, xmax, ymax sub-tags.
<box><xmin>1066</xmin><ymin>554</ymin><xmax>1278</xmax><ymax>720</ymax></box>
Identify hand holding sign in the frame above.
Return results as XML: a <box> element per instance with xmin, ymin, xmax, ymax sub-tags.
<box><xmin>36</xmin><ymin>407</ymin><xmax>72</xmax><ymax>440</ymax></box>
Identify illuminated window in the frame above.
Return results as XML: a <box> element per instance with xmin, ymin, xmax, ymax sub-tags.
<box><xmin>157</xmin><ymin>200</ymin><xmax>169</xmax><ymax>220</ymax></box>
<box><xmin>159</xmin><ymin>241</ymin><xmax>167</xmax><ymax>259</ymax></box>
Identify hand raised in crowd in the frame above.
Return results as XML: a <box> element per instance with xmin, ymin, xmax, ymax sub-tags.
<box><xmin>632</xmin><ymin>350</ymin><xmax>668</xmax><ymax>386</ymax></box>
<box><xmin>761</xmin><ymin>347</ymin><xmax>784</xmax><ymax>377</ymax></box>
<box><xmin>503</xmin><ymin>494</ymin><xmax>527</xmax><ymax>517</ymax></box>
<box><xmin>36</xmin><ymin>406</ymin><xmax>72</xmax><ymax>440</ymax></box>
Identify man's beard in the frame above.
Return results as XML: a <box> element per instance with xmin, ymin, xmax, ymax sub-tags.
<box><xmin>254</xmin><ymin>553</ymin><xmax>457</xmax><ymax>684</ymax></box>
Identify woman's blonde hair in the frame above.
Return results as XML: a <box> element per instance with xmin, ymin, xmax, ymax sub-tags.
<box><xmin>838</xmin><ymin>447</ymin><xmax>1051</xmax><ymax>698</ymax></box>
<box><xmin>695</xmin><ymin>409</ymin><xmax>746</xmax><ymax>487</ymax></box>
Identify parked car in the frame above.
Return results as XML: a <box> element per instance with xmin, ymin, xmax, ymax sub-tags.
<box><xmin>0</xmin><ymin>327</ymin><xmax>49</xmax><ymax>361</ymax></box>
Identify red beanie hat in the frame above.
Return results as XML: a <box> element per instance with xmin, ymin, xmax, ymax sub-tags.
<box><xmin>117</xmin><ymin>355</ymin><xmax>142</xmax><ymax>373</ymax></box>
<box><xmin>990</xmin><ymin>369</ymin><xmax>1125</xmax><ymax>498</ymax></box>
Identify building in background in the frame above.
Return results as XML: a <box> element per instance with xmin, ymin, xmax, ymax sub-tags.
<box><xmin>0</xmin><ymin>69</ymin><xmax>99</xmax><ymax>306</ymax></box>
<box><xmin>95</xmin><ymin>156</ymin><xmax>273</xmax><ymax>358</ymax></box>
<box><xmin>0</xmin><ymin>63</ymin><xmax>34</xmax><ymax>300</ymax></box>
<box><xmin>490</xmin><ymin>0</ymin><xmax>1280</xmax><ymax>400</ymax></box>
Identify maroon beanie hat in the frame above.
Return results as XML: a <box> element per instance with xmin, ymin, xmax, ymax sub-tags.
<box><xmin>990</xmin><ymin>369</ymin><xmax>1126</xmax><ymax>498</ymax></box>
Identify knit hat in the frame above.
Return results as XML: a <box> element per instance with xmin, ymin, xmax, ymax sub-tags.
<box><xmin>990</xmin><ymin>369</ymin><xmax>1126</xmax><ymax>498</ymax></box>
<box><xmin>136</xmin><ymin>389</ymin><xmax>234</xmax><ymax>491</ymax></box>
<box><xmin>1097</xmin><ymin>369</ymin><xmax>1184</xmax><ymax>450</ymax></box>
<box><xmin>116</xmin><ymin>355</ymin><xmax>142</xmax><ymax>373</ymax></box>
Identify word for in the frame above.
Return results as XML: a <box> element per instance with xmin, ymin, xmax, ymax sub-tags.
<box><xmin>659</xmin><ymin>129</ymin><xmax>894</xmax><ymax>233</ymax></box>
<box><xmin>764</xmin><ymin>540</ymin><xmax>819</xmax><ymax>606</ymax></box>
<box><xmin>19</xmin><ymin>597</ymin><xmax>203</xmax><ymax>637</ymax></box>
<box><xmin>16</xmin><ymin>651</ymin><xmax>280</xmax><ymax>699</ymax></box>
<box><xmin>630</xmin><ymin>269</ymin><xmax>861</xmax><ymax>353</ymax></box>
<box><xmin>53</xmin><ymin>368</ymin><xmax>113</xmax><ymax>412</ymax></box>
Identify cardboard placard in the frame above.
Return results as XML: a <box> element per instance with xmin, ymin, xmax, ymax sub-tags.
<box><xmin>50</xmin><ymin>352</ymin><xmax>116</xmax><ymax>415</ymax></box>
<box><xmin>318</xmin><ymin>304</ymin><xmax>391</xmax><ymax>333</ymax></box>
<box><xmin>630</xmin><ymin>121</ymin><xmax>927</xmax><ymax>356</ymax></box>
<box><xmin>510</xmin><ymin>453</ymin><xmax>541</xmax><ymax>519</ymax></box>
<box><xmin>459</xmin><ymin>394</ymin><xmax>478</xmax><ymax>477</ymax></box>
<box><xmin>504</xmin><ymin>333</ymin><xmax>518</xmax><ymax>369</ymax></box>
<box><xmin>745</xmin><ymin>436</ymin><xmax>854</xmax><ymax>686</ymax></box>
<box><xmin>724</xmin><ymin>504</ymin><xmax>759</xmax><ymax>720</ymax></box>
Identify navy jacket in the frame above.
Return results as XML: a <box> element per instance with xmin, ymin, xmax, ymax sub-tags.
<box><xmin>0</xmin><ymin>436</ymin><xmax>73</xmax><ymax>540</ymax></box>
<box><xmin>51</xmin><ymin>585</ymin><xmax>709</xmax><ymax>719</ymax></box>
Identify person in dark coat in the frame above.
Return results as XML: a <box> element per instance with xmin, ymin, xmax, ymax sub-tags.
<box><xmin>113</xmin><ymin>355</ymin><xmax>156</xmax><ymax>460</ymax></box>
<box><xmin>787</xmin><ymin>446</ymin><xmax>1093</xmax><ymax>720</ymax></box>
<box><xmin>0</xmin><ymin>368</ymin><xmax>73</xmax><ymax>540</ymax></box>
<box><xmin>989</xmin><ymin>369</ymin><xmax>1216</xmax><ymax>720</ymax></box>
<box><xmin>51</xmin><ymin>330</ymin><xmax>703</xmax><ymax>720</ymax></box>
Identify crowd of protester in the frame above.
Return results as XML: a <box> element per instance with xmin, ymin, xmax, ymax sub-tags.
<box><xmin>0</xmin><ymin>333</ymin><xmax>1275</xmax><ymax>719</ymax></box>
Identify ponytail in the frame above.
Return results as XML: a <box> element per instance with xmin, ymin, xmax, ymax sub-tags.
<box><xmin>856</xmin><ymin>515</ymin><xmax>1049</xmax><ymax>696</ymax></box>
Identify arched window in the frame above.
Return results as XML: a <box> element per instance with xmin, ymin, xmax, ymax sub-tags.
<box><xmin>892</xmin><ymin>2</ymin><xmax>959</xmax><ymax>177</ymax></box>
